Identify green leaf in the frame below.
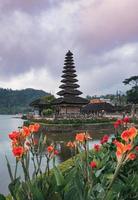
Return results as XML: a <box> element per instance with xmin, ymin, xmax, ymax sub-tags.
<box><xmin>8</xmin><ymin>177</ymin><xmax>21</xmax><ymax>200</ymax></box>
<box><xmin>95</xmin><ymin>166</ymin><xmax>105</xmax><ymax>178</ymax></box>
<box><xmin>53</xmin><ymin>167</ymin><xmax>65</xmax><ymax>186</ymax></box>
<box><xmin>0</xmin><ymin>194</ymin><xmax>6</xmax><ymax>200</ymax></box>
<box><xmin>5</xmin><ymin>156</ymin><xmax>13</xmax><ymax>182</ymax></box>
<box><xmin>106</xmin><ymin>173</ymin><xmax>114</xmax><ymax>180</ymax></box>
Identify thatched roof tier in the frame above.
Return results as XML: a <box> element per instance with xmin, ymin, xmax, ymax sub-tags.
<box><xmin>61</xmin><ymin>78</ymin><xmax>78</xmax><ymax>83</ymax></box>
<box><xmin>30</xmin><ymin>98</ymin><xmax>48</xmax><ymax>107</ymax></box>
<box><xmin>64</xmin><ymin>61</ymin><xmax>74</xmax><ymax>65</ymax></box>
<box><xmin>52</xmin><ymin>97</ymin><xmax>89</xmax><ymax>105</ymax></box>
<box><xmin>57</xmin><ymin>89</ymin><xmax>82</xmax><ymax>96</ymax></box>
<box><xmin>82</xmin><ymin>102</ymin><xmax>115</xmax><ymax>113</ymax></box>
<box><xmin>62</xmin><ymin>69</ymin><xmax>76</xmax><ymax>73</ymax></box>
<box><xmin>61</xmin><ymin>73</ymin><xmax>77</xmax><ymax>78</ymax></box>
<box><xmin>59</xmin><ymin>83</ymin><xmax>80</xmax><ymax>89</ymax></box>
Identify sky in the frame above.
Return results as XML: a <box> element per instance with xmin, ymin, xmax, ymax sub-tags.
<box><xmin>0</xmin><ymin>0</ymin><xmax>138</xmax><ymax>97</ymax></box>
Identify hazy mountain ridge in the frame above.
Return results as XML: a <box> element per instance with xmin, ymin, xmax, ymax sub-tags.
<box><xmin>0</xmin><ymin>88</ymin><xmax>49</xmax><ymax>114</ymax></box>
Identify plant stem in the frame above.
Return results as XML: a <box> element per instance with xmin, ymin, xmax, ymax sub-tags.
<box><xmin>14</xmin><ymin>159</ymin><xmax>18</xmax><ymax>179</ymax></box>
<box><xmin>102</xmin><ymin>161</ymin><xmax>123</xmax><ymax>200</ymax></box>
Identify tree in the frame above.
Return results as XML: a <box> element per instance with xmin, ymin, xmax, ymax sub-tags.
<box><xmin>123</xmin><ymin>76</ymin><xmax>138</xmax><ymax>104</ymax></box>
<box><xmin>41</xmin><ymin>95</ymin><xmax>55</xmax><ymax>116</ymax></box>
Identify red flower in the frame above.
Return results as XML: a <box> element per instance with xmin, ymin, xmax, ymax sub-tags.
<box><xmin>128</xmin><ymin>153</ymin><xmax>136</xmax><ymax>160</ymax></box>
<box><xmin>121</xmin><ymin>130</ymin><xmax>130</xmax><ymax>142</ymax></box>
<box><xmin>26</xmin><ymin>141</ymin><xmax>30</xmax><ymax>146</ymax></box>
<box><xmin>112</xmin><ymin>139</ymin><xmax>118</xmax><ymax>145</ymax></box>
<box><xmin>9</xmin><ymin>131</ymin><xmax>20</xmax><ymax>140</ymax></box>
<box><xmin>123</xmin><ymin>116</ymin><xmax>130</xmax><ymax>123</ymax></box>
<box><xmin>114</xmin><ymin>121</ymin><xmax>119</xmax><ymax>129</ymax></box>
<box><xmin>100</xmin><ymin>135</ymin><xmax>109</xmax><ymax>144</ymax></box>
<box><xmin>12</xmin><ymin>146</ymin><xmax>24</xmax><ymax>158</ymax></box>
<box><xmin>135</xmin><ymin>146</ymin><xmax>138</xmax><ymax>151</ymax></box>
<box><xmin>94</xmin><ymin>144</ymin><xmax>100</xmax><ymax>152</ymax></box>
<box><xmin>117</xmin><ymin>119</ymin><xmax>123</xmax><ymax>125</ymax></box>
<box><xmin>47</xmin><ymin>145</ymin><xmax>54</xmax><ymax>153</ymax></box>
<box><xmin>90</xmin><ymin>161</ymin><xmax>97</xmax><ymax>168</ymax></box>
<box><xmin>114</xmin><ymin>119</ymin><xmax>123</xmax><ymax>128</ymax></box>
<box><xmin>33</xmin><ymin>138</ymin><xmax>39</xmax><ymax>145</ymax></box>
<box><xmin>54</xmin><ymin>150</ymin><xmax>59</xmax><ymax>155</ymax></box>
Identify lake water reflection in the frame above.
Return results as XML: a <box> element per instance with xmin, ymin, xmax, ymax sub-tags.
<box><xmin>0</xmin><ymin>115</ymin><xmax>114</xmax><ymax>195</ymax></box>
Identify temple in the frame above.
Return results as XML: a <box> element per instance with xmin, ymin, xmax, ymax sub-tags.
<box><xmin>52</xmin><ymin>50</ymin><xmax>89</xmax><ymax>119</ymax></box>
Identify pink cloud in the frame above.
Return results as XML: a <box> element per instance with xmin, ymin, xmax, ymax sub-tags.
<box><xmin>77</xmin><ymin>0</ymin><xmax>138</xmax><ymax>51</ymax></box>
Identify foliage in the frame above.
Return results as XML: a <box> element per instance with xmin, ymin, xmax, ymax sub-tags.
<box><xmin>126</xmin><ymin>86</ymin><xmax>138</xmax><ymax>104</ymax></box>
<box><xmin>29</xmin><ymin>117</ymin><xmax>117</xmax><ymax>125</ymax></box>
<box><xmin>123</xmin><ymin>75</ymin><xmax>138</xmax><ymax>86</ymax></box>
<box><xmin>123</xmin><ymin>75</ymin><xmax>138</xmax><ymax>104</ymax></box>
<box><xmin>40</xmin><ymin>95</ymin><xmax>55</xmax><ymax>116</ymax></box>
<box><xmin>41</xmin><ymin>95</ymin><xmax>55</xmax><ymax>104</ymax></box>
<box><xmin>0</xmin><ymin>88</ymin><xmax>48</xmax><ymax>114</ymax></box>
<box><xmin>42</xmin><ymin>108</ymin><xmax>54</xmax><ymax>116</ymax></box>
<box><xmin>1</xmin><ymin>118</ymin><xmax>138</xmax><ymax>200</ymax></box>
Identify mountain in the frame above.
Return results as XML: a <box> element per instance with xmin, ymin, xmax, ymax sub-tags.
<box><xmin>0</xmin><ymin>88</ymin><xmax>49</xmax><ymax>114</ymax></box>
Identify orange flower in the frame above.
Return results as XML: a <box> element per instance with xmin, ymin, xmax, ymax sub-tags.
<box><xmin>116</xmin><ymin>142</ymin><xmax>131</xmax><ymax>154</ymax></box>
<box><xmin>22</xmin><ymin>126</ymin><xmax>30</xmax><ymax>137</ymax></box>
<box><xmin>29</xmin><ymin>123</ymin><xmax>40</xmax><ymax>133</ymax></box>
<box><xmin>115</xmin><ymin>141</ymin><xmax>132</xmax><ymax>161</ymax></box>
<box><xmin>47</xmin><ymin>145</ymin><xmax>54</xmax><ymax>153</ymax></box>
<box><xmin>34</xmin><ymin>123</ymin><xmax>40</xmax><ymax>132</ymax></box>
<box><xmin>67</xmin><ymin>141</ymin><xmax>75</xmax><ymax>148</ymax></box>
<box><xmin>9</xmin><ymin>131</ymin><xmax>20</xmax><ymax>140</ymax></box>
<box><xmin>11</xmin><ymin>139</ymin><xmax>19</xmax><ymax>147</ymax></box>
<box><xmin>29</xmin><ymin>125</ymin><xmax>35</xmax><ymax>132</ymax></box>
<box><xmin>75</xmin><ymin>133</ymin><xmax>86</xmax><ymax>142</ymax></box>
<box><xmin>129</xmin><ymin>127</ymin><xmax>137</xmax><ymax>140</ymax></box>
<box><xmin>12</xmin><ymin>146</ymin><xmax>24</xmax><ymax>158</ymax></box>
<box><xmin>121</xmin><ymin>127</ymin><xmax>137</xmax><ymax>142</ymax></box>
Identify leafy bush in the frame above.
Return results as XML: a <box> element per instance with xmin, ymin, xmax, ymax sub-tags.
<box><xmin>29</xmin><ymin>117</ymin><xmax>117</xmax><ymax>125</ymax></box>
<box><xmin>1</xmin><ymin>117</ymin><xmax>138</xmax><ymax>200</ymax></box>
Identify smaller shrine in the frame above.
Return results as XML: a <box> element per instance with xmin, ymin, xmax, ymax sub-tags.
<box><xmin>52</xmin><ymin>50</ymin><xmax>89</xmax><ymax>119</ymax></box>
<box><xmin>82</xmin><ymin>98</ymin><xmax>115</xmax><ymax>117</ymax></box>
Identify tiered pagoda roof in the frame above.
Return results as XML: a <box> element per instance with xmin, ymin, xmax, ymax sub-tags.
<box><xmin>53</xmin><ymin>50</ymin><xmax>89</xmax><ymax>105</ymax></box>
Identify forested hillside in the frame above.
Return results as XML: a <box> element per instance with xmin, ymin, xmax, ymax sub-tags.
<box><xmin>0</xmin><ymin>88</ymin><xmax>49</xmax><ymax>114</ymax></box>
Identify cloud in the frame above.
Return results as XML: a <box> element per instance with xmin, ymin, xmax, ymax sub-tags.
<box><xmin>78</xmin><ymin>43</ymin><xmax>138</xmax><ymax>96</ymax></box>
<box><xmin>77</xmin><ymin>0</ymin><xmax>138</xmax><ymax>52</ymax></box>
<box><xmin>0</xmin><ymin>0</ymin><xmax>137</xmax><ymax>95</ymax></box>
<box><xmin>0</xmin><ymin>68</ymin><xmax>59</xmax><ymax>95</ymax></box>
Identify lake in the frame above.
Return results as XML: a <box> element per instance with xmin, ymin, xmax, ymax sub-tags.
<box><xmin>0</xmin><ymin>115</ymin><xmax>114</xmax><ymax>195</ymax></box>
